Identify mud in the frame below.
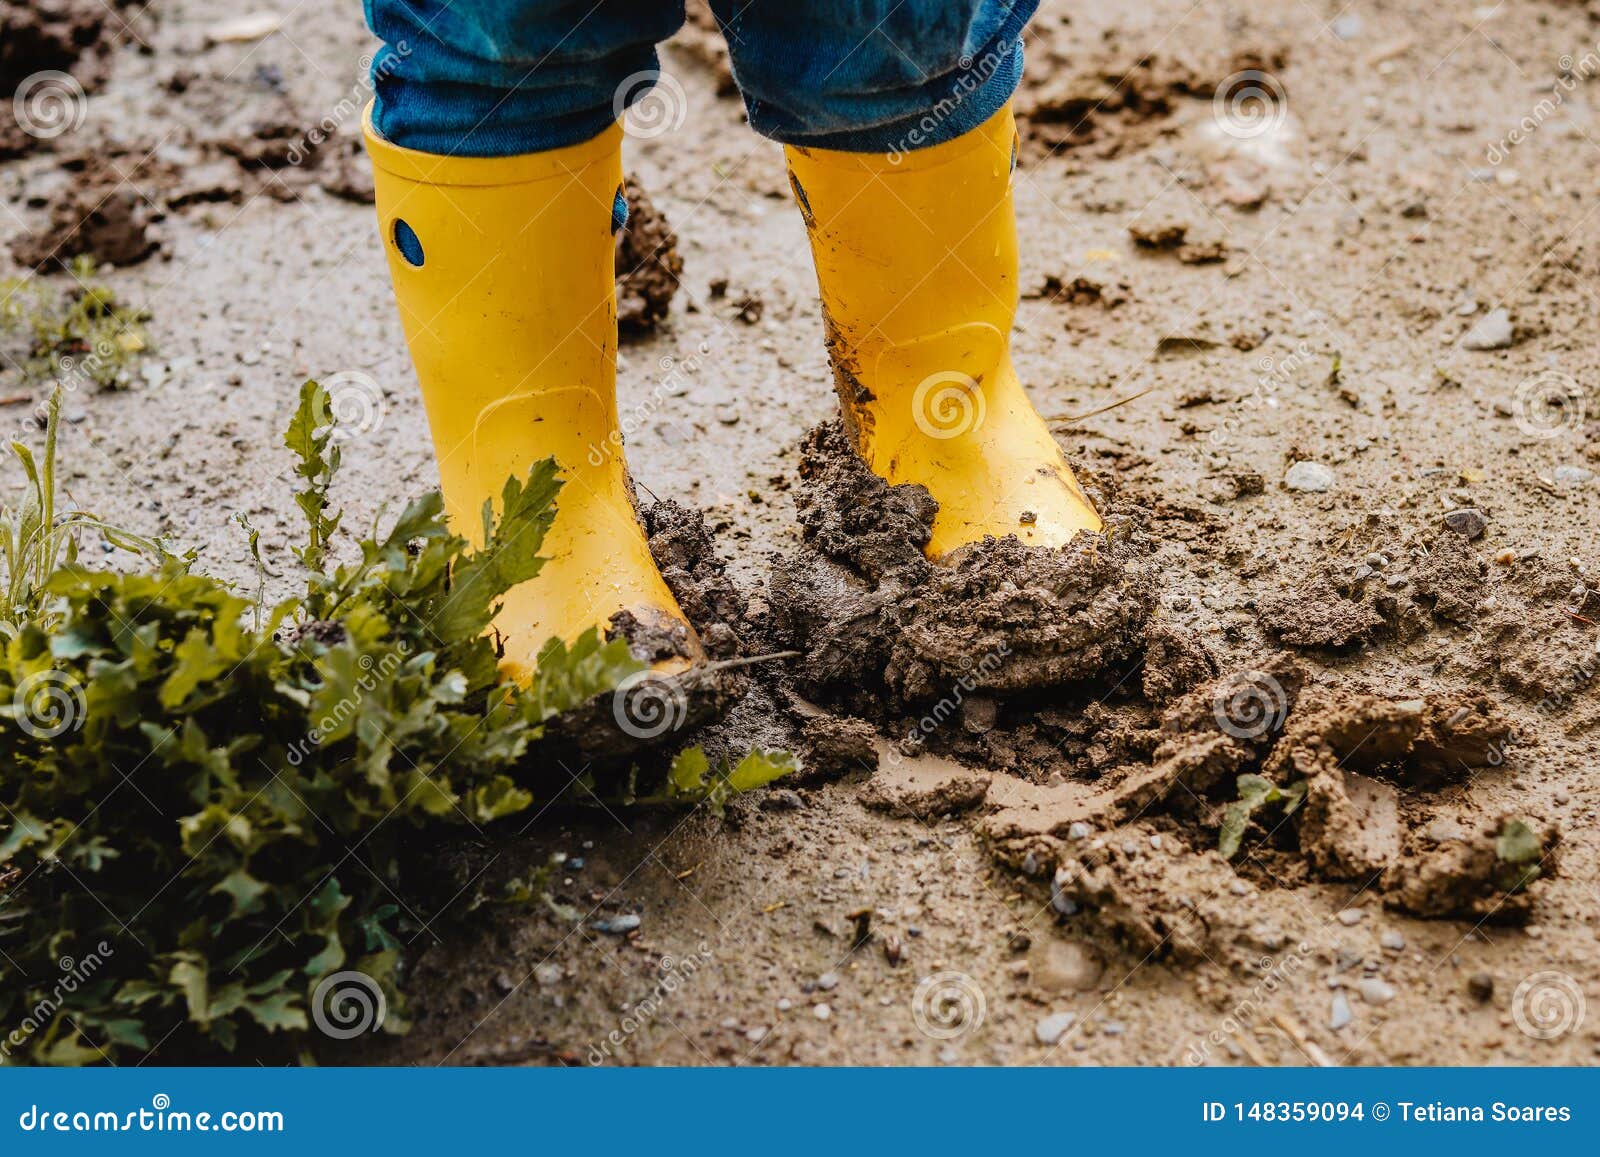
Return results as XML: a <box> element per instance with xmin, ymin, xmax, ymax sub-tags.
<box><xmin>768</xmin><ymin>422</ymin><xmax>1156</xmax><ymax>713</ymax></box>
<box><xmin>0</xmin><ymin>1</ymin><xmax>128</xmax><ymax>160</ymax></box>
<box><xmin>8</xmin><ymin>0</ymin><xmax>1600</xmax><ymax>1067</ymax></box>
<box><xmin>10</xmin><ymin>153</ymin><xmax>163</xmax><ymax>269</ymax></box>
<box><xmin>616</xmin><ymin>180</ymin><xmax>684</xmax><ymax>339</ymax></box>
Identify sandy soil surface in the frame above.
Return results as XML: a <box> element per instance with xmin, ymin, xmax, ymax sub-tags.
<box><xmin>3</xmin><ymin>0</ymin><xmax>1599</xmax><ymax>1066</ymax></box>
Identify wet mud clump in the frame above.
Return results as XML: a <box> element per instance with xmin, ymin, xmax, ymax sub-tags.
<box><xmin>768</xmin><ymin>422</ymin><xmax>1156</xmax><ymax>716</ymax></box>
<box><xmin>0</xmin><ymin>0</ymin><xmax>128</xmax><ymax>159</ymax></box>
<box><xmin>11</xmin><ymin>154</ymin><xmax>162</xmax><ymax>269</ymax></box>
<box><xmin>615</xmin><ymin>180</ymin><xmax>683</xmax><ymax>338</ymax></box>
<box><xmin>980</xmin><ymin>659</ymin><xmax>1558</xmax><ymax>966</ymax></box>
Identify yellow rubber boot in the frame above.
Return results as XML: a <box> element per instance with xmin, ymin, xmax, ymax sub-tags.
<box><xmin>363</xmin><ymin>114</ymin><xmax>696</xmax><ymax>682</ymax></box>
<box><xmin>785</xmin><ymin>104</ymin><xmax>1102</xmax><ymax>558</ymax></box>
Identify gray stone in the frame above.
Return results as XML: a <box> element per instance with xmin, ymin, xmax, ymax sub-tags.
<box><xmin>1286</xmin><ymin>461</ymin><xmax>1336</xmax><ymax>492</ymax></box>
<box><xmin>1380</xmin><ymin>930</ymin><xmax>1406</xmax><ymax>952</ymax></box>
<box><xmin>1554</xmin><ymin>465</ymin><xmax>1594</xmax><ymax>487</ymax></box>
<box><xmin>592</xmin><ymin>914</ymin><xmax>641</xmax><ymax>935</ymax></box>
<box><xmin>1035</xmin><ymin>1011</ymin><xmax>1077</xmax><ymax>1045</ymax></box>
<box><xmin>1443</xmin><ymin>507</ymin><xmax>1488</xmax><ymax>539</ymax></box>
<box><xmin>1330</xmin><ymin>993</ymin><xmax>1354</xmax><ymax>1030</ymax></box>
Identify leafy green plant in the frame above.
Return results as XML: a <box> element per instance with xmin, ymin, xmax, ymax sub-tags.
<box><xmin>1</xmin><ymin>257</ymin><xmax>150</xmax><ymax>391</ymax></box>
<box><xmin>0</xmin><ymin>381</ymin><xmax>791</xmax><ymax>1065</ymax></box>
<box><xmin>1217</xmin><ymin>773</ymin><xmax>1308</xmax><ymax>860</ymax></box>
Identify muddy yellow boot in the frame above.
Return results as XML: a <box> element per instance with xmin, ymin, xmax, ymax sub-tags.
<box><xmin>363</xmin><ymin>114</ymin><xmax>697</xmax><ymax>682</ymax></box>
<box><xmin>785</xmin><ymin>104</ymin><xmax>1102</xmax><ymax>558</ymax></box>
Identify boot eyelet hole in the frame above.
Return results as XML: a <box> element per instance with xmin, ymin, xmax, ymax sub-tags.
<box><xmin>788</xmin><ymin>172</ymin><xmax>814</xmax><ymax>228</ymax></box>
<box><xmin>611</xmin><ymin>185</ymin><xmax>629</xmax><ymax>235</ymax></box>
<box><xmin>392</xmin><ymin>218</ymin><xmax>425</xmax><ymax>267</ymax></box>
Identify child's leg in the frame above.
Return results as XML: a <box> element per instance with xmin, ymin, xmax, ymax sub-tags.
<box><xmin>365</xmin><ymin>0</ymin><xmax>685</xmax><ymax>155</ymax></box>
<box><xmin>709</xmin><ymin>0</ymin><xmax>1102</xmax><ymax>557</ymax></box>
<box><xmin>362</xmin><ymin>1</ymin><xmax>708</xmax><ymax>686</ymax></box>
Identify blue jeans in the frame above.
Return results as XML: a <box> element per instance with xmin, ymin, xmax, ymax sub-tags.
<box><xmin>364</xmin><ymin>0</ymin><xmax>1037</xmax><ymax>156</ymax></box>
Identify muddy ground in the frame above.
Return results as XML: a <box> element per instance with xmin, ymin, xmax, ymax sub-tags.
<box><xmin>3</xmin><ymin>0</ymin><xmax>1599</xmax><ymax>1065</ymax></box>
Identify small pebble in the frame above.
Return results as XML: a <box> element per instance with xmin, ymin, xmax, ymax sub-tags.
<box><xmin>1467</xmin><ymin>973</ymin><xmax>1495</xmax><ymax>1002</ymax></box>
<box><xmin>1357</xmin><ymin>978</ymin><xmax>1397</xmax><ymax>1005</ymax></box>
<box><xmin>1068</xmin><ymin>821</ymin><xmax>1091</xmax><ymax>840</ymax></box>
<box><xmin>1035</xmin><ymin>1011</ymin><xmax>1077</xmax><ymax>1045</ymax></box>
<box><xmin>1443</xmin><ymin>507</ymin><xmax>1488</xmax><ymax>539</ymax></box>
<box><xmin>1380</xmin><ymin>930</ymin><xmax>1406</xmax><ymax>952</ymax></box>
<box><xmin>1337</xmin><ymin>908</ymin><xmax>1365</xmax><ymax>926</ymax></box>
<box><xmin>813</xmin><ymin>1003</ymin><xmax>832</xmax><ymax>1021</ymax></box>
<box><xmin>817</xmin><ymin>971</ymin><xmax>839</xmax><ymax>991</ymax></box>
<box><xmin>592</xmin><ymin>914</ymin><xmax>641</xmax><ymax>935</ymax></box>
<box><xmin>1102</xmin><ymin>1020</ymin><xmax>1125</xmax><ymax>1036</ymax></box>
<box><xmin>1330</xmin><ymin>993</ymin><xmax>1354</xmax><ymax>1030</ymax></box>
<box><xmin>1554</xmin><ymin>788</ymin><xmax>1571</xmax><ymax>805</ymax></box>
<box><xmin>1286</xmin><ymin>461</ymin><xmax>1336</xmax><ymax>492</ymax></box>
<box><xmin>533</xmin><ymin>963</ymin><xmax>563</xmax><ymax>987</ymax></box>
<box><xmin>1460</xmin><ymin>307</ymin><xmax>1514</xmax><ymax>350</ymax></box>
<box><xmin>776</xmin><ymin>998</ymin><xmax>792</xmax><ymax>1012</ymax></box>
<box><xmin>1553</xmin><ymin>464</ymin><xmax>1594</xmax><ymax>487</ymax></box>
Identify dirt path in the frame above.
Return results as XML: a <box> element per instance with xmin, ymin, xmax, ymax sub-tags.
<box><xmin>3</xmin><ymin>0</ymin><xmax>1598</xmax><ymax>1066</ymax></box>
